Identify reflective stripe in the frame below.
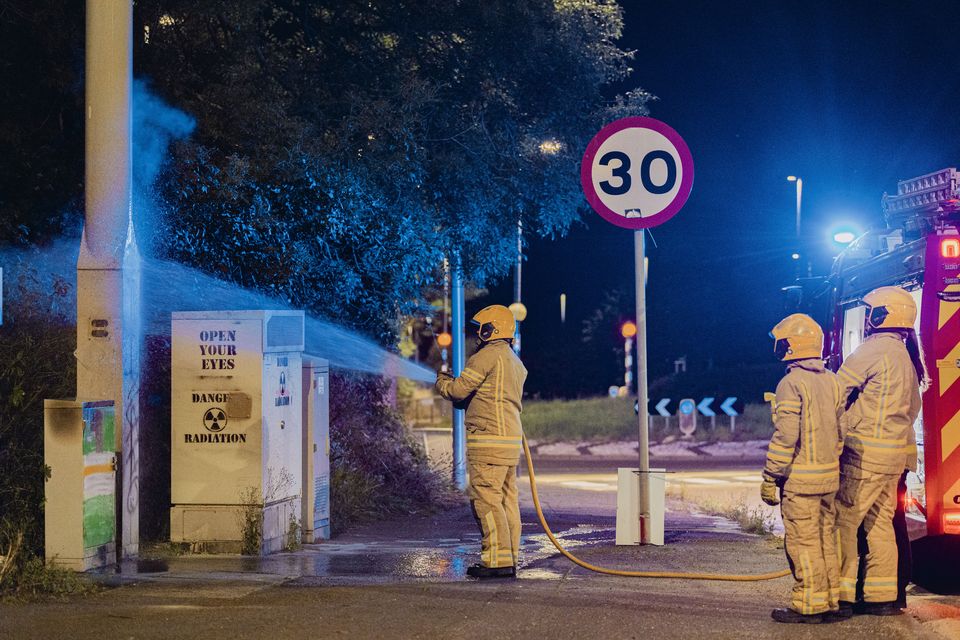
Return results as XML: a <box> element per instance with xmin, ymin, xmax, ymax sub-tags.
<box><xmin>468</xmin><ymin>434</ymin><xmax>522</xmax><ymax>450</ymax></box>
<box><xmin>846</xmin><ymin>433</ymin><xmax>908</xmax><ymax>450</ymax></box>
<box><xmin>875</xmin><ymin>355</ymin><xmax>890</xmax><ymax>439</ymax></box>
<box><xmin>801</xmin><ymin>552</ymin><xmax>812</xmax><ymax>615</ymax></box>
<box><xmin>799</xmin><ymin>381</ymin><xmax>814</xmax><ymax>464</ymax></box>
<box><xmin>468</xmin><ymin>435</ymin><xmax>521</xmax><ymax>443</ymax></box>
<box><xmin>483</xmin><ymin>511</ymin><xmax>498</xmax><ymax>567</ymax></box>
<box><xmin>839</xmin><ymin>576</ymin><xmax>857</xmax><ymax>602</ymax></box>
<box><xmin>766</xmin><ymin>451</ymin><xmax>793</xmax><ymax>463</ymax></box>
<box><xmin>769</xmin><ymin>443</ymin><xmax>794</xmax><ymax>455</ymax></box>
<box><xmin>496</xmin><ymin>356</ymin><xmax>505</xmax><ymax>436</ymax></box>
<box><xmin>461</xmin><ymin>367</ymin><xmax>483</xmax><ymax>382</ymax></box>
<box><xmin>838</xmin><ymin>366</ymin><xmax>865</xmax><ymax>386</ymax></box>
<box><xmin>468</xmin><ymin>443</ymin><xmax>521</xmax><ymax>449</ymax></box>
<box><xmin>790</xmin><ymin>468</ymin><xmax>839</xmax><ymax>476</ymax></box>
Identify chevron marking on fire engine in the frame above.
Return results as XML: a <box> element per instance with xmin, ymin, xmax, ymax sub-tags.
<box><xmin>939</xmin><ymin>341</ymin><xmax>960</xmax><ymax>396</ymax></box>
<box><xmin>942</xmin><ymin>409</ymin><xmax>960</xmax><ymax>462</ymax></box>
<box><xmin>940</xmin><ymin>285</ymin><xmax>960</xmax><ymax>329</ymax></box>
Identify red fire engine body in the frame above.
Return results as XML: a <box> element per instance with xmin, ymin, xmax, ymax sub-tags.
<box><xmin>824</xmin><ymin>168</ymin><xmax>960</xmax><ymax>539</ymax></box>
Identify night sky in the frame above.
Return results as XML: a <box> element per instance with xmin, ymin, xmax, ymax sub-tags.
<box><xmin>483</xmin><ymin>0</ymin><xmax>960</xmax><ymax>391</ymax></box>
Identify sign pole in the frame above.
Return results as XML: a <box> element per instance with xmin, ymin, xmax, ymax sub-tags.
<box><xmin>580</xmin><ymin>116</ymin><xmax>693</xmax><ymax>547</ymax></box>
<box><xmin>635</xmin><ymin>230</ymin><xmax>651</xmax><ymax>544</ymax></box>
<box><xmin>452</xmin><ymin>255</ymin><xmax>466</xmax><ymax>492</ymax></box>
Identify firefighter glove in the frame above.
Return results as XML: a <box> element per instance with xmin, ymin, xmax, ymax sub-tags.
<box><xmin>760</xmin><ymin>479</ymin><xmax>780</xmax><ymax>506</ymax></box>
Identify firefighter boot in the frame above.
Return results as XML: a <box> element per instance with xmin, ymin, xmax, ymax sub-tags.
<box><xmin>466</xmin><ymin>564</ymin><xmax>515</xmax><ymax>579</ymax></box>
<box><xmin>823</xmin><ymin>602</ymin><xmax>855</xmax><ymax>622</ymax></box>
<box><xmin>771</xmin><ymin>608</ymin><xmax>824</xmax><ymax>624</ymax></box>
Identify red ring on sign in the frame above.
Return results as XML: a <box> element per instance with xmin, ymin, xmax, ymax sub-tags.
<box><xmin>580</xmin><ymin>116</ymin><xmax>694</xmax><ymax>230</ymax></box>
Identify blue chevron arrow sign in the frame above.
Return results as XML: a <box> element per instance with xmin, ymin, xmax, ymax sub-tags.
<box><xmin>654</xmin><ymin>398</ymin><xmax>671</xmax><ymax>417</ymax></box>
<box><xmin>720</xmin><ymin>397</ymin><xmax>739</xmax><ymax>416</ymax></box>
<box><xmin>697</xmin><ymin>397</ymin><xmax>715</xmax><ymax>417</ymax></box>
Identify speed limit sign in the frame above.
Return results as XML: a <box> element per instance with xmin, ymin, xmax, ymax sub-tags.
<box><xmin>581</xmin><ymin>117</ymin><xmax>692</xmax><ymax>545</ymax></box>
<box><xmin>580</xmin><ymin>117</ymin><xmax>694</xmax><ymax>230</ymax></box>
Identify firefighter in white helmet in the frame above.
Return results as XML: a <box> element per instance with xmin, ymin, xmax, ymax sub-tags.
<box><xmin>836</xmin><ymin>286</ymin><xmax>925</xmax><ymax>616</ymax></box>
<box><xmin>763</xmin><ymin>313</ymin><xmax>845</xmax><ymax>624</ymax></box>
<box><xmin>436</xmin><ymin>304</ymin><xmax>528</xmax><ymax>578</ymax></box>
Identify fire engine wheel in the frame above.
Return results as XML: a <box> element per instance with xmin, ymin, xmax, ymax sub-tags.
<box><xmin>911</xmin><ymin>535</ymin><xmax>960</xmax><ymax>593</ymax></box>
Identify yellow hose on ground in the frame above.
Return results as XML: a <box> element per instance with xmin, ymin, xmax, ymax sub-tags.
<box><xmin>522</xmin><ymin>434</ymin><xmax>792</xmax><ymax>581</ymax></box>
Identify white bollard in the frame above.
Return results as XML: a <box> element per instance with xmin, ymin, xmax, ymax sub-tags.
<box><xmin>616</xmin><ymin>467</ymin><xmax>665</xmax><ymax>546</ymax></box>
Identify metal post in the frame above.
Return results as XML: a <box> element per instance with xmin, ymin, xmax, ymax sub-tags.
<box><xmin>513</xmin><ymin>220</ymin><xmax>522</xmax><ymax>355</ymax></box>
<box><xmin>452</xmin><ymin>257</ymin><xmax>466</xmax><ymax>491</ymax></box>
<box><xmin>441</xmin><ymin>258</ymin><xmax>449</xmax><ymax>372</ymax></box>
<box><xmin>78</xmin><ymin>0</ymin><xmax>140</xmax><ymax>558</ymax></box>
<box><xmin>634</xmin><ymin>231</ymin><xmax>651</xmax><ymax>544</ymax></box>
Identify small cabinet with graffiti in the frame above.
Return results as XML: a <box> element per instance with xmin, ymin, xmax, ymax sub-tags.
<box><xmin>44</xmin><ymin>399</ymin><xmax>117</xmax><ymax>571</ymax></box>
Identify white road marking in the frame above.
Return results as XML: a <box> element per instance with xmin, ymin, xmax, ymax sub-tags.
<box><xmin>560</xmin><ymin>481</ymin><xmax>618</xmax><ymax>491</ymax></box>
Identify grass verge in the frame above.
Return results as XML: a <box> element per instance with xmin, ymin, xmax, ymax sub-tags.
<box><xmin>693</xmin><ymin>498</ymin><xmax>778</xmax><ymax>537</ymax></box>
<box><xmin>521</xmin><ymin>396</ymin><xmax>775</xmax><ymax>444</ymax></box>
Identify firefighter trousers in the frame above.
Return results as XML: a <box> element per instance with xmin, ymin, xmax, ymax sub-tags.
<box><xmin>781</xmin><ymin>491</ymin><xmax>840</xmax><ymax>614</ymax></box>
<box><xmin>468</xmin><ymin>461</ymin><xmax>521</xmax><ymax>568</ymax></box>
<box><xmin>836</xmin><ymin>470</ymin><xmax>899</xmax><ymax>603</ymax></box>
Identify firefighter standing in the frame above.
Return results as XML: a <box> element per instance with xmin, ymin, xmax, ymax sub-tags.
<box><xmin>436</xmin><ymin>304</ymin><xmax>528</xmax><ymax>579</ymax></box>
<box><xmin>762</xmin><ymin>314</ymin><xmax>845</xmax><ymax>624</ymax></box>
<box><xmin>836</xmin><ymin>286</ymin><xmax>924</xmax><ymax>615</ymax></box>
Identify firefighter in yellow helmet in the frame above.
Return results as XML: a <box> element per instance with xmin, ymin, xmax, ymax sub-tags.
<box><xmin>836</xmin><ymin>286</ymin><xmax>924</xmax><ymax>616</ymax></box>
<box><xmin>763</xmin><ymin>313</ymin><xmax>845</xmax><ymax>624</ymax></box>
<box><xmin>436</xmin><ymin>304</ymin><xmax>528</xmax><ymax>579</ymax></box>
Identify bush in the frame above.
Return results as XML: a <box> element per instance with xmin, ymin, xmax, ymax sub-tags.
<box><xmin>329</xmin><ymin>372</ymin><xmax>456</xmax><ymax>533</ymax></box>
<box><xmin>0</xmin><ymin>267</ymin><xmax>78</xmax><ymax>596</ymax></box>
<box><xmin>0</xmin><ymin>549</ymin><xmax>97</xmax><ymax>600</ymax></box>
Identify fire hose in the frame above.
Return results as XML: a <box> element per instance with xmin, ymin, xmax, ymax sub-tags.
<box><xmin>521</xmin><ymin>434</ymin><xmax>792</xmax><ymax>581</ymax></box>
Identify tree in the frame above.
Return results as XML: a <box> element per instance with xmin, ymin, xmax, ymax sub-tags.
<box><xmin>135</xmin><ymin>0</ymin><xmax>648</xmax><ymax>341</ymax></box>
<box><xmin>0</xmin><ymin>1</ymin><xmax>85</xmax><ymax>245</ymax></box>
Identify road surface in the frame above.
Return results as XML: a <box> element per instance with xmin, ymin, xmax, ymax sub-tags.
<box><xmin>1</xmin><ymin>455</ymin><xmax>956</xmax><ymax>639</ymax></box>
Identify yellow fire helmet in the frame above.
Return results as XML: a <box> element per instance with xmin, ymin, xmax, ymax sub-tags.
<box><xmin>864</xmin><ymin>285</ymin><xmax>917</xmax><ymax>330</ymax></box>
<box><xmin>471</xmin><ymin>304</ymin><xmax>517</xmax><ymax>342</ymax></box>
<box><xmin>770</xmin><ymin>313</ymin><xmax>824</xmax><ymax>361</ymax></box>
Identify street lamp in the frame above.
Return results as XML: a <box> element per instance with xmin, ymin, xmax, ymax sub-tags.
<box><xmin>538</xmin><ymin>139</ymin><xmax>562</xmax><ymax>155</ymax></box>
<box><xmin>787</xmin><ymin>176</ymin><xmax>803</xmax><ymax>238</ymax></box>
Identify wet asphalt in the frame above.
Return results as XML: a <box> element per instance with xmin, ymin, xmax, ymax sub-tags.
<box><xmin>1</xmin><ymin>455</ymin><xmax>955</xmax><ymax>639</ymax></box>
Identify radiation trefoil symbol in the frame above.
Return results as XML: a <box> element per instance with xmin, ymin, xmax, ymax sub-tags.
<box><xmin>203</xmin><ymin>407</ymin><xmax>227</xmax><ymax>433</ymax></box>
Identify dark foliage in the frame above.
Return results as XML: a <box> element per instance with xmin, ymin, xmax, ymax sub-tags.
<box><xmin>0</xmin><ymin>271</ymin><xmax>75</xmax><ymax>564</ymax></box>
<box><xmin>328</xmin><ymin>372</ymin><xmax>455</xmax><ymax>531</ymax></box>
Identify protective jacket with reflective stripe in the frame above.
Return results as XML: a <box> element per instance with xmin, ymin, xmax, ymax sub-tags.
<box><xmin>764</xmin><ymin>358</ymin><xmax>844</xmax><ymax>494</ymax></box>
<box><xmin>435</xmin><ymin>340</ymin><xmax>527</xmax><ymax>465</ymax></box>
<box><xmin>837</xmin><ymin>332</ymin><xmax>921</xmax><ymax>476</ymax></box>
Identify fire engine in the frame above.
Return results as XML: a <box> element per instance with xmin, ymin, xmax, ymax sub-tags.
<box><xmin>811</xmin><ymin>168</ymin><xmax>960</xmax><ymax>563</ymax></box>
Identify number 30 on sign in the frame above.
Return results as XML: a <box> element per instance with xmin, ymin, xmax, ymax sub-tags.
<box><xmin>580</xmin><ymin>117</ymin><xmax>694</xmax><ymax>230</ymax></box>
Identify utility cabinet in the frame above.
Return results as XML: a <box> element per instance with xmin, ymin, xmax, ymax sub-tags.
<box><xmin>301</xmin><ymin>357</ymin><xmax>331</xmax><ymax>542</ymax></box>
<box><xmin>44</xmin><ymin>400</ymin><xmax>116</xmax><ymax>570</ymax></box>
<box><xmin>170</xmin><ymin>311</ymin><xmax>304</xmax><ymax>553</ymax></box>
